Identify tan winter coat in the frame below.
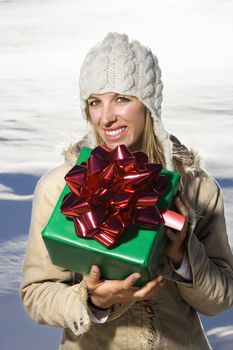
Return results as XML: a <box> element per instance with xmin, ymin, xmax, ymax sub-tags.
<box><xmin>20</xmin><ymin>136</ymin><xmax>233</xmax><ymax>350</ymax></box>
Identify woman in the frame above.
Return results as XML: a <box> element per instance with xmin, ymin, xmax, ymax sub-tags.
<box><xmin>20</xmin><ymin>32</ymin><xmax>233</xmax><ymax>349</ymax></box>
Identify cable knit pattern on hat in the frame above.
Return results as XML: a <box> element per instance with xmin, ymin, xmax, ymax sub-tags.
<box><xmin>79</xmin><ymin>32</ymin><xmax>173</xmax><ymax>170</ymax></box>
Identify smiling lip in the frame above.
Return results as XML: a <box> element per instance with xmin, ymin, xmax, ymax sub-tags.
<box><xmin>104</xmin><ymin>127</ymin><xmax>128</xmax><ymax>140</ymax></box>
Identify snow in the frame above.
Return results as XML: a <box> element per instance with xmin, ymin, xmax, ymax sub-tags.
<box><xmin>0</xmin><ymin>0</ymin><xmax>232</xmax><ymax>349</ymax></box>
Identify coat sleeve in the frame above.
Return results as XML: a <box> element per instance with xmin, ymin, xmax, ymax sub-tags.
<box><xmin>20</xmin><ymin>176</ymin><xmax>92</xmax><ymax>336</ymax></box>
<box><xmin>20</xmin><ymin>167</ymin><xmax>133</xmax><ymax>331</ymax></box>
<box><xmin>176</xmin><ymin>174</ymin><xmax>233</xmax><ymax>315</ymax></box>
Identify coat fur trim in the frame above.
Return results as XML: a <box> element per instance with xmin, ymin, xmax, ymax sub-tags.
<box><xmin>62</xmin><ymin>132</ymin><xmax>202</xmax><ymax>176</ymax></box>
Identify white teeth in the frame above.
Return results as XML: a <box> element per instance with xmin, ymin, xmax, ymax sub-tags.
<box><xmin>106</xmin><ymin>127</ymin><xmax>127</xmax><ymax>137</ymax></box>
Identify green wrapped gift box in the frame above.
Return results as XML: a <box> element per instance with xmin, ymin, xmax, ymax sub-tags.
<box><xmin>42</xmin><ymin>147</ymin><xmax>180</xmax><ymax>286</ymax></box>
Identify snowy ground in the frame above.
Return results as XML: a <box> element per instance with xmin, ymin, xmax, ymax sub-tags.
<box><xmin>0</xmin><ymin>0</ymin><xmax>232</xmax><ymax>349</ymax></box>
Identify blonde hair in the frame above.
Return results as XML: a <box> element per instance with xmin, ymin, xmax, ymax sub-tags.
<box><xmin>84</xmin><ymin>104</ymin><xmax>194</xmax><ymax>190</ymax></box>
<box><xmin>141</xmin><ymin>110</ymin><xmax>166</xmax><ymax>167</ymax></box>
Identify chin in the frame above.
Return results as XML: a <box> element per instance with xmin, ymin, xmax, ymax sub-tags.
<box><xmin>103</xmin><ymin>136</ymin><xmax>134</xmax><ymax>150</ymax></box>
<box><xmin>105</xmin><ymin>141</ymin><xmax>129</xmax><ymax>149</ymax></box>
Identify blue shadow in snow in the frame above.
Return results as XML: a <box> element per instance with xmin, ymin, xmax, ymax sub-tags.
<box><xmin>215</xmin><ymin>178</ymin><xmax>233</xmax><ymax>188</ymax></box>
<box><xmin>0</xmin><ymin>292</ymin><xmax>61</xmax><ymax>350</ymax></box>
<box><xmin>200</xmin><ymin>308</ymin><xmax>233</xmax><ymax>350</ymax></box>
<box><xmin>0</xmin><ymin>173</ymin><xmax>40</xmax><ymax>242</ymax></box>
<box><xmin>0</xmin><ymin>173</ymin><xmax>40</xmax><ymax>195</ymax></box>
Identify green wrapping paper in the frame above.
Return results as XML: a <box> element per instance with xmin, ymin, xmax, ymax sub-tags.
<box><xmin>42</xmin><ymin>147</ymin><xmax>181</xmax><ymax>286</ymax></box>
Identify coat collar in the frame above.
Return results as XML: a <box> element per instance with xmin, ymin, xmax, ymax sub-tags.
<box><xmin>63</xmin><ymin>132</ymin><xmax>201</xmax><ymax>175</ymax></box>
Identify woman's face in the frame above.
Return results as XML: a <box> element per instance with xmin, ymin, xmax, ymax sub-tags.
<box><xmin>87</xmin><ymin>92</ymin><xmax>146</xmax><ymax>151</ymax></box>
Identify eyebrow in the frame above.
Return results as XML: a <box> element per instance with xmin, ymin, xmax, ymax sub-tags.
<box><xmin>87</xmin><ymin>93</ymin><xmax>133</xmax><ymax>100</ymax></box>
<box><xmin>88</xmin><ymin>95</ymin><xmax>100</xmax><ymax>99</ymax></box>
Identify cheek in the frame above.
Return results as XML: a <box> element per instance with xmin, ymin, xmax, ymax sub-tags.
<box><xmin>131</xmin><ymin>110</ymin><xmax>146</xmax><ymax>131</ymax></box>
<box><xmin>124</xmin><ymin>104</ymin><xmax>146</xmax><ymax>122</ymax></box>
<box><xmin>88</xmin><ymin>110</ymin><xmax>99</xmax><ymax>127</ymax></box>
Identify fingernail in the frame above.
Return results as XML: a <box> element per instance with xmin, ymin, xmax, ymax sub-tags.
<box><xmin>157</xmin><ymin>275</ymin><xmax>164</xmax><ymax>283</ymax></box>
<box><xmin>91</xmin><ymin>265</ymin><xmax>98</xmax><ymax>273</ymax></box>
<box><xmin>134</xmin><ymin>273</ymin><xmax>141</xmax><ymax>280</ymax></box>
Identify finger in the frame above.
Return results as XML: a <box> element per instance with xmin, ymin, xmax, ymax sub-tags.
<box><xmin>122</xmin><ymin>272</ymin><xmax>141</xmax><ymax>290</ymax></box>
<box><xmin>141</xmin><ymin>276</ymin><xmax>164</xmax><ymax>298</ymax></box>
<box><xmin>132</xmin><ymin>275</ymin><xmax>163</xmax><ymax>299</ymax></box>
<box><xmin>153</xmin><ymin>275</ymin><xmax>164</xmax><ymax>284</ymax></box>
<box><xmin>174</xmin><ymin>196</ymin><xmax>189</xmax><ymax>217</ymax></box>
<box><xmin>166</xmin><ymin>227</ymin><xmax>186</xmax><ymax>241</ymax></box>
<box><xmin>166</xmin><ymin>229</ymin><xmax>180</xmax><ymax>242</ymax></box>
<box><xmin>133</xmin><ymin>280</ymin><xmax>162</xmax><ymax>299</ymax></box>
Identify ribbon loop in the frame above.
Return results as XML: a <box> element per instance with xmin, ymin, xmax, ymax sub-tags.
<box><xmin>61</xmin><ymin>145</ymin><xmax>185</xmax><ymax>248</ymax></box>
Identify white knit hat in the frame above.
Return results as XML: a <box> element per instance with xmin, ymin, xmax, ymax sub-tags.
<box><xmin>79</xmin><ymin>32</ymin><xmax>173</xmax><ymax>170</ymax></box>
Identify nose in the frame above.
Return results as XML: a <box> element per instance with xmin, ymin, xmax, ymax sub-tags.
<box><xmin>101</xmin><ymin>103</ymin><xmax>117</xmax><ymax>127</ymax></box>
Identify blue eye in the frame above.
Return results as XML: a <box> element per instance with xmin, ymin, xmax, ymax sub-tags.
<box><xmin>88</xmin><ymin>100</ymin><xmax>99</xmax><ymax>107</ymax></box>
<box><xmin>116</xmin><ymin>96</ymin><xmax>130</xmax><ymax>103</ymax></box>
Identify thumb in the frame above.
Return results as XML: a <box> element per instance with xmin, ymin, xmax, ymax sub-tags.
<box><xmin>88</xmin><ymin>265</ymin><xmax>101</xmax><ymax>285</ymax></box>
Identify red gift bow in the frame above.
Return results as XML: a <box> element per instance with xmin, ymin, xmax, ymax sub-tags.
<box><xmin>61</xmin><ymin>145</ymin><xmax>184</xmax><ymax>248</ymax></box>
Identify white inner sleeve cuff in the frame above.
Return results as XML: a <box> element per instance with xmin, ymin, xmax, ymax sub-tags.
<box><xmin>169</xmin><ymin>251</ymin><xmax>192</xmax><ymax>282</ymax></box>
<box><xmin>87</xmin><ymin>306</ymin><xmax>110</xmax><ymax>324</ymax></box>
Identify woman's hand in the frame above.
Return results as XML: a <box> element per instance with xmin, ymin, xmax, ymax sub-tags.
<box><xmin>85</xmin><ymin>265</ymin><xmax>164</xmax><ymax>309</ymax></box>
<box><xmin>165</xmin><ymin>194</ymin><xmax>189</xmax><ymax>268</ymax></box>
